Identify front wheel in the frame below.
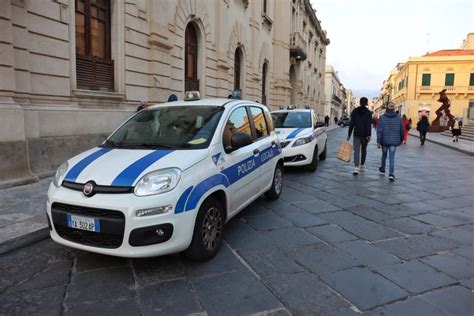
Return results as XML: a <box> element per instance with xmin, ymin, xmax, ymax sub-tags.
<box><xmin>185</xmin><ymin>197</ymin><xmax>225</xmax><ymax>261</ymax></box>
<box><xmin>306</xmin><ymin>146</ymin><xmax>318</xmax><ymax>172</ymax></box>
<box><xmin>319</xmin><ymin>141</ymin><xmax>327</xmax><ymax>161</ymax></box>
<box><xmin>265</xmin><ymin>163</ymin><xmax>283</xmax><ymax>200</ymax></box>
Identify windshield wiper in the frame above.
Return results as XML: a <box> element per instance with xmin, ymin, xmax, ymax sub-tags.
<box><xmin>121</xmin><ymin>143</ymin><xmax>177</xmax><ymax>149</ymax></box>
<box><xmin>103</xmin><ymin>139</ymin><xmax>121</xmax><ymax>148</ymax></box>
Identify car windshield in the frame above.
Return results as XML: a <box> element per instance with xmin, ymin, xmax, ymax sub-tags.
<box><xmin>104</xmin><ymin>106</ymin><xmax>224</xmax><ymax>149</ymax></box>
<box><xmin>271</xmin><ymin>112</ymin><xmax>311</xmax><ymax>128</ymax></box>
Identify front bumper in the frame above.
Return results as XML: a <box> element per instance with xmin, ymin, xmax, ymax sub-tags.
<box><xmin>47</xmin><ymin>184</ymin><xmax>196</xmax><ymax>258</ymax></box>
<box><xmin>281</xmin><ymin>141</ymin><xmax>315</xmax><ymax>166</ymax></box>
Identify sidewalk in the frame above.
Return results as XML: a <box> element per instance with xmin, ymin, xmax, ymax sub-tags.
<box><xmin>409</xmin><ymin>130</ymin><xmax>474</xmax><ymax>156</ymax></box>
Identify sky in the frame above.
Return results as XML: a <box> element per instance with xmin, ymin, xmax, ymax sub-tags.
<box><xmin>310</xmin><ymin>0</ymin><xmax>474</xmax><ymax>98</ymax></box>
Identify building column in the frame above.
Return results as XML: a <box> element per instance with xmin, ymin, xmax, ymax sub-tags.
<box><xmin>0</xmin><ymin>1</ymin><xmax>37</xmax><ymax>187</ymax></box>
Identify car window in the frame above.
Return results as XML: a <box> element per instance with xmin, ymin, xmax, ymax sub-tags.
<box><xmin>271</xmin><ymin>112</ymin><xmax>312</xmax><ymax>128</ymax></box>
<box><xmin>105</xmin><ymin>106</ymin><xmax>224</xmax><ymax>149</ymax></box>
<box><xmin>223</xmin><ymin>107</ymin><xmax>252</xmax><ymax>149</ymax></box>
<box><xmin>264</xmin><ymin>111</ymin><xmax>274</xmax><ymax>132</ymax></box>
<box><xmin>250</xmin><ymin>107</ymin><xmax>269</xmax><ymax>139</ymax></box>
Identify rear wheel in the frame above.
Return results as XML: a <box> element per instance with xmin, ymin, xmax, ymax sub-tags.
<box><xmin>265</xmin><ymin>163</ymin><xmax>283</xmax><ymax>200</ymax></box>
<box><xmin>185</xmin><ymin>197</ymin><xmax>224</xmax><ymax>261</ymax></box>
<box><xmin>319</xmin><ymin>141</ymin><xmax>327</xmax><ymax>161</ymax></box>
<box><xmin>306</xmin><ymin>146</ymin><xmax>318</xmax><ymax>172</ymax></box>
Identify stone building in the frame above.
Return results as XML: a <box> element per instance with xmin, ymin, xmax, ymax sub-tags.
<box><xmin>0</xmin><ymin>0</ymin><xmax>329</xmax><ymax>187</ymax></box>
<box><xmin>324</xmin><ymin>65</ymin><xmax>344</xmax><ymax>122</ymax></box>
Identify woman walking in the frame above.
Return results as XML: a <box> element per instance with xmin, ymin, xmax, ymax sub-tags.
<box><xmin>416</xmin><ymin>116</ymin><xmax>430</xmax><ymax>145</ymax></box>
<box><xmin>451</xmin><ymin>117</ymin><xmax>462</xmax><ymax>142</ymax></box>
<box><xmin>402</xmin><ymin>115</ymin><xmax>410</xmax><ymax>144</ymax></box>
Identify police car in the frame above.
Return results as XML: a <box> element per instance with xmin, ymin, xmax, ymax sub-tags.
<box><xmin>47</xmin><ymin>92</ymin><xmax>283</xmax><ymax>260</ymax></box>
<box><xmin>271</xmin><ymin>108</ymin><xmax>327</xmax><ymax>171</ymax></box>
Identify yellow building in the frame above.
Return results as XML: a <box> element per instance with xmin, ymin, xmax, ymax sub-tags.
<box><xmin>388</xmin><ymin>33</ymin><xmax>474</xmax><ymax>125</ymax></box>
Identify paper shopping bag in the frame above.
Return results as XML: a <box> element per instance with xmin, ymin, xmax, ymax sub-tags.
<box><xmin>337</xmin><ymin>142</ymin><xmax>352</xmax><ymax>162</ymax></box>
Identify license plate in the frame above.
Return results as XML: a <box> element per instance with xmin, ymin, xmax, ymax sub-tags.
<box><xmin>67</xmin><ymin>214</ymin><xmax>100</xmax><ymax>233</ymax></box>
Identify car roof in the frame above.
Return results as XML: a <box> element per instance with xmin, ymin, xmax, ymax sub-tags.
<box><xmin>148</xmin><ymin>99</ymin><xmax>263</xmax><ymax>109</ymax></box>
<box><xmin>271</xmin><ymin>109</ymin><xmax>312</xmax><ymax>113</ymax></box>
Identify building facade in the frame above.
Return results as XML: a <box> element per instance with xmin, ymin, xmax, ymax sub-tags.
<box><xmin>0</xmin><ymin>0</ymin><xmax>329</xmax><ymax>187</ymax></box>
<box><xmin>381</xmin><ymin>33</ymin><xmax>474</xmax><ymax>125</ymax></box>
<box><xmin>324</xmin><ymin>65</ymin><xmax>344</xmax><ymax>121</ymax></box>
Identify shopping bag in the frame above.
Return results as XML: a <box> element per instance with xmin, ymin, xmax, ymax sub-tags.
<box><xmin>337</xmin><ymin>142</ymin><xmax>352</xmax><ymax>162</ymax></box>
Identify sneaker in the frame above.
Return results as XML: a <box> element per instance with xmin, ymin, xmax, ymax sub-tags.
<box><xmin>389</xmin><ymin>174</ymin><xmax>395</xmax><ymax>182</ymax></box>
<box><xmin>378</xmin><ymin>167</ymin><xmax>385</xmax><ymax>175</ymax></box>
<box><xmin>360</xmin><ymin>164</ymin><xmax>365</xmax><ymax>171</ymax></box>
<box><xmin>353</xmin><ymin>167</ymin><xmax>360</xmax><ymax>175</ymax></box>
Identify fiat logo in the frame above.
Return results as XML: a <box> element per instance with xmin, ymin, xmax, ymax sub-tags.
<box><xmin>83</xmin><ymin>181</ymin><xmax>95</xmax><ymax>197</ymax></box>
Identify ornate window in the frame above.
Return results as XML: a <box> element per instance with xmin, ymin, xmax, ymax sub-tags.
<box><xmin>185</xmin><ymin>24</ymin><xmax>199</xmax><ymax>92</ymax></box>
<box><xmin>75</xmin><ymin>0</ymin><xmax>113</xmax><ymax>91</ymax></box>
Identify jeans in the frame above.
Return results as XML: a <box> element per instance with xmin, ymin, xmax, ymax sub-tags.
<box><xmin>381</xmin><ymin>145</ymin><xmax>396</xmax><ymax>175</ymax></box>
<box><xmin>419</xmin><ymin>131</ymin><xmax>427</xmax><ymax>144</ymax></box>
<box><xmin>353</xmin><ymin>137</ymin><xmax>368</xmax><ymax>167</ymax></box>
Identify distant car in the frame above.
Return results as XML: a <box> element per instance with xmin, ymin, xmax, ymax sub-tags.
<box><xmin>271</xmin><ymin>109</ymin><xmax>327</xmax><ymax>172</ymax></box>
<box><xmin>338</xmin><ymin>117</ymin><xmax>350</xmax><ymax>127</ymax></box>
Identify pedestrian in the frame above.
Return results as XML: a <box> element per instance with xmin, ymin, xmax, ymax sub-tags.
<box><xmin>416</xmin><ymin>115</ymin><xmax>430</xmax><ymax>145</ymax></box>
<box><xmin>373</xmin><ymin>115</ymin><xmax>378</xmax><ymax>129</ymax></box>
<box><xmin>450</xmin><ymin>116</ymin><xmax>462</xmax><ymax>142</ymax></box>
<box><xmin>324</xmin><ymin>115</ymin><xmax>330</xmax><ymax>127</ymax></box>
<box><xmin>347</xmin><ymin>97</ymin><xmax>372</xmax><ymax>175</ymax></box>
<box><xmin>334</xmin><ymin>117</ymin><xmax>338</xmax><ymax>125</ymax></box>
<box><xmin>377</xmin><ymin>102</ymin><xmax>404</xmax><ymax>182</ymax></box>
<box><xmin>136</xmin><ymin>101</ymin><xmax>149</xmax><ymax>112</ymax></box>
<box><xmin>167</xmin><ymin>94</ymin><xmax>178</xmax><ymax>102</ymax></box>
<box><xmin>402</xmin><ymin>114</ymin><xmax>410</xmax><ymax>144</ymax></box>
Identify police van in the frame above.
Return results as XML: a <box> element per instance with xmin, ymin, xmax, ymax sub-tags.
<box><xmin>271</xmin><ymin>107</ymin><xmax>327</xmax><ymax>171</ymax></box>
<box><xmin>47</xmin><ymin>93</ymin><xmax>283</xmax><ymax>260</ymax></box>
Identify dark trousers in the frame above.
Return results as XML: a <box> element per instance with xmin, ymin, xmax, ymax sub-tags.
<box><xmin>353</xmin><ymin>137</ymin><xmax>368</xmax><ymax>167</ymax></box>
<box><xmin>419</xmin><ymin>131</ymin><xmax>427</xmax><ymax>144</ymax></box>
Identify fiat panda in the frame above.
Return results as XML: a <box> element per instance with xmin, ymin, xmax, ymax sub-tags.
<box><xmin>47</xmin><ymin>94</ymin><xmax>283</xmax><ymax>260</ymax></box>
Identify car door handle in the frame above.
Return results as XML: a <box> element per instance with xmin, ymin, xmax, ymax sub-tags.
<box><xmin>271</xmin><ymin>140</ymin><xmax>276</xmax><ymax>147</ymax></box>
<box><xmin>253</xmin><ymin>148</ymin><xmax>260</xmax><ymax>155</ymax></box>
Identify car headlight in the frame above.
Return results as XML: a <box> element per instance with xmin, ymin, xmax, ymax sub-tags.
<box><xmin>134</xmin><ymin>168</ymin><xmax>181</xmax><ymax>196</ymax></box>
<box><xmin>53</xmin><ymin>161</ymin><xmax>69</xmax><ymax>187</ymax></box>
<box><xmin>292</xmin><ymin>136</ymin><xmax>312</xmax><ymax>147</ymax></box>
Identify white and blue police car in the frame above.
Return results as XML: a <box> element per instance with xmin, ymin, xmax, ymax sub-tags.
<box><xmin>47</xmin><ymin>93</ymin><xmax>283</xmax><ymax>260</ymax></box>
<box><xmin>271</xmin><ymin>108</ymin><xmax>327</xmax><ymax>171</ymax></box>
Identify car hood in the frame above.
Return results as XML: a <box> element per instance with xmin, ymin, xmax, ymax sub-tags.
<box><xmin>275</xmin><ymin>128</ymin><xmax>313</xmax><ymax>140</ymax></box>
<box><xmin>61</xmin><ymin>147</ymin><xmax>209</xmax><ymax>186</ymax></box>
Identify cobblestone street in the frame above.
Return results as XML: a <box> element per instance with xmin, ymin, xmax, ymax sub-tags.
<box><xmin>1</xmin><ymin>128</ymin><xmax>473</xmax><ymax>315</ymax></box>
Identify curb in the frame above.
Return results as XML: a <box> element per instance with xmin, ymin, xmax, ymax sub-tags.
<box><xmin>409</xmin><ymin>132</ymin><xmax>474</xmax><ymax>156</ymax></box>
<box><xmin>0</xmin><ymin>215</ymin><xmax>49</xmax><ymax>254</ymax></box>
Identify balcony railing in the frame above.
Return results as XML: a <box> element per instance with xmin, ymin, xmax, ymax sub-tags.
<box><xmin>290</xmin><ymin>32</ymin><xmax>307</xmax><ymax>61</ymax></box>
<box><xmin>417</xmin><ymin>86</ymin><xmax>474</xmax><ymax>95</ymax></box>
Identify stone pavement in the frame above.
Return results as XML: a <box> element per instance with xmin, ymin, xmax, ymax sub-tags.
<box><xmin>1</xmin><ymin>127</ymin><xmax>473</xmax><ymax>315</ymax></box>
<box><xmin>409</xmin><ymin>130</ymin><xmax>474</xmax><ymax>156</ymax></box>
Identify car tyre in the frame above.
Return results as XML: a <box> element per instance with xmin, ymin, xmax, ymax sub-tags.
<box><xmin>185</xmin><ymin>197</ymin><xmax>224</xmax><ymax>261</ymax></box>
<box><xmin>265</xmin><ymin>163</ymin><xmax>283</xmax><ymax>200</ymax></box>
<box><xmin>319</xmin><ymin>141</ymin><xmax>327</xmax><ymax>161</ymax></box>
<box><xmin>306</xmin><ymin>146</ymin><xmax>318</xmax><ymax>172</ymax></box>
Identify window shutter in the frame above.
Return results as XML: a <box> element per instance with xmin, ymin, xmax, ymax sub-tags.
<box><xmin>470</xmin><ymin>73</ymin><xmax>474</xmax><ymax>86</ymax></box>
<box><xmin>445</xmin><ymin>73</ymin><xmax>454</xmax><ymax>86</ymax></box>
<box><xmin>422</xmin><ymin>74</ymin><xmax>431</xmax><ymax>86</ymax></box>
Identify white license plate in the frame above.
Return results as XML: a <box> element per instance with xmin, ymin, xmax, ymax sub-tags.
<box><xmin>67</xmin><ymin>214</ymin><xmax>100</xmax><ymax>232</ymax></box>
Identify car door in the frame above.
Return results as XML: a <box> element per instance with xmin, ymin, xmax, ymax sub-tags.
<box><xmin>313</xmin><ymin>111</ymin><xmax>327</xmax><ymax>155</ymax></box>
<box><xmin>249</xmin><ymin>106</ymin><xmax>275</xmax><ymax>192</ymax></box>
<box><xmin>220</xmin><ymin>106</ymin><xmax>262</xmax><ymax>214</ymax></box>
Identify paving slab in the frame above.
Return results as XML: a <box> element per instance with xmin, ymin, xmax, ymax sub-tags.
<box><xmin>414</xmin><ymin>211</ymin><xmax>474</xmax><ymax>228</ymax></box>
<box><xmin>366</xmin><ymin>297</ymin><xmax>447</xmax><ymax>316</ymax></box>
<box><xmin>320</xmin><ymin>267</ymin><xmax>408</xmax><ymax>311</ymax></box>
<box><xmin>305</xmin><ymin>224</ymin><xmax>358</xmax><ymax>243</ymax></box>
<box><xmin>421</xmin><ymin>253</ymin><xmax>474</xmax><ymax>280</ymax></box>
<box><xmin>417</xmin><ymin>286</ymin><xmax>474</xmax><ymax>316</ymax></box>
<box><xmin>292</xmin><ymin>199</ymin><xmax>342</xmax><ymax>214</ymax></box>
<box><xmin>132</xmin><ymin>255</ymin><xmax>187</xmax><ymax>286</ymax></box>
<box><xmin>375</xmin><ymin>260</ymin><xmax>456</xmax><ymax>294</ymax></box>
<box><xmin>244</xmin><ymin>213</ymin><xmax>293</xmax><ymax>231</ymax></box>
<box><xmin>265</xmin><ymin>272</ymin><xmax>351</xmax><ymax>315</ymax></box>
<box><xmin>65</xmin><ymin>298</ymin><xmax>140</xmax><ymax>316</ymax></box>
<box><xmin>335</xmin><ymin>240</ymin><xmax>401</xmax><ymax>268</ymax></box>
<box><xmin>262</xmin><ymin>226</ymin><xmax>321</xmax><ymax>250</ymax></box>
<box><xmin>380</xmin><ymin>217</ymin><xmax>435</xmax><ymax>235</ymax></box>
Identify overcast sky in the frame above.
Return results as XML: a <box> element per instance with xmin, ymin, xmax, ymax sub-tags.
<box><xmin>310</xmin><ymin>0</ymin><xmax>474</xmax><ymax>96</ymax></box>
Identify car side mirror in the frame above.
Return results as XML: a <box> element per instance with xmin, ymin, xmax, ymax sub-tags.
<box><xmin>227</xmin><ymin>133</ymin><xmax>252</xmax><ymax>152</ymax></box>
<box><xmin>315</xmin><ymin>122</ymin><xmax>325</xmax><ymax>128</ymax></box>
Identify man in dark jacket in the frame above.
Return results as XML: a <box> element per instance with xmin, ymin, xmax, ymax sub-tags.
<box><xmin>416</xmin><ymin>116</ymin><xmax>430</xmax><ymax>145</ymax></box>
<box><xmin>376</xmin><ymin>102</ymin><xmax>405</xmax><ymax>181</ymax></box>
<box><xmin>347</xmin><ymin>97</ymin><xmax>372</xmax><ymax>175</ymax></box>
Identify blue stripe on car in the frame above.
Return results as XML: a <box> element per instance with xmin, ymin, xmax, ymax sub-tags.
<box><xmin>184</xmin><ymin>174</ymin><xmax>230</xmax><ymax>212</ymax></box>
<box><xmin>182</xmin><ymin>144</ymin><xmax>281</xmax><ymax>212</ymax></box>
<box><xmin>111</xmin><ymin>150</ymin><xmax>174</xmax><ymax>186</ymax></box>
<box><xmin>286</xmin><ymin>128</ymin><xmax>305</xmax><ymax>139</ymax></box>
<box><xmin>64</xmin><ymin>148</ymin><xmax>113</xmax><ymax>182</ymax></box>
<box><xmin>175</xmin><ymin>186</ymin><xmax>193</xmax><ymax>214</ymax></box>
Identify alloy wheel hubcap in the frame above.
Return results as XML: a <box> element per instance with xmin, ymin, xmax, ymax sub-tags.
<box><xmin>274</xmin><ymin>168</ymin><xmax>283</xmax><ymax>194</ymax></box>
<box><xmin>201</xmin><ymin>207</ymin><xmax>223</xmax><ymax>252</ymax></box>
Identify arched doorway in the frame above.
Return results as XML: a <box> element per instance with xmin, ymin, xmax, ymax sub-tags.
<box><xmin>185</xmin><ymin>23</ymin><xmax>199</xmax><ymax>92</ymax></box>
<box><xmin>289</xmin><ymin>65</ymin><xmax>297</xmax><ymax>105</ymax></box>
<box><xmin>262</xmin><ymin>63</ymin><xmax>268</xmax><ymax>105</ymax></box>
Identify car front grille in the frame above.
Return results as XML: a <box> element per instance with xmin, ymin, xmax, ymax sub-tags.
<box><xmin>51</xmin><ymin>202</ymin><xmax>125</xmax><ymax>249</ymax></box>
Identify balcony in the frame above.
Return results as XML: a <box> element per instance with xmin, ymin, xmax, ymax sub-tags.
<box><xmin>416</xmin><ymin>86</ymin><xmax>474</xmax><ymax>98</ymax></box>
<box><xmin>290</xmin><ymin>32</ymin><xmax>307</xmax><ymax>61</ymax></box>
